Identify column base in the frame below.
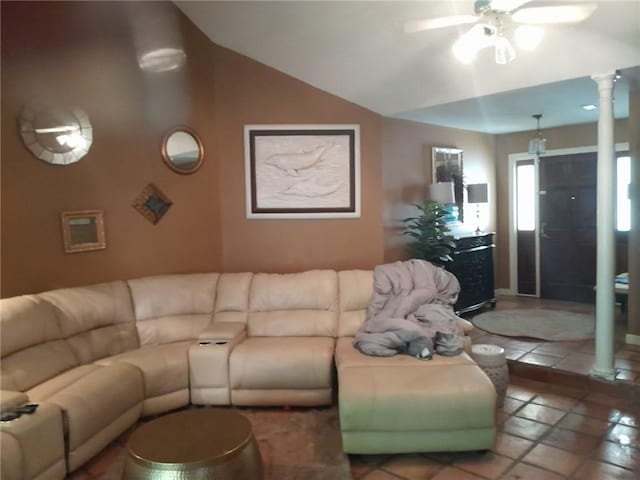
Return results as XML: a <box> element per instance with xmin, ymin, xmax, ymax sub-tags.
<box><xmin>590</xmin><ymin>367</ymin><xmax>616</xmax><ymax>381</ymax></box>
<box><xmin>625</xmin><ymin>333</ymin><xmax>640</xmax><ymax>346</ymax></box>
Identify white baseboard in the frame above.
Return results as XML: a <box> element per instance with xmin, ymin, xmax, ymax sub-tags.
<box><xmin>495</xmin><ymin>288</ymin><xmax>515</xmax><ymax>296</ymax></box>
<box><xmin>625</xmin><ymin>333</ymin><xmax>640</xmax><ymax>346</ymax></box>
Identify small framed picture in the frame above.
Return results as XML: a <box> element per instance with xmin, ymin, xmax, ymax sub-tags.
<box><xmin>61</xmin><ymin>210</ymin><xmax>106</xmax><ymax>253</ymax></box>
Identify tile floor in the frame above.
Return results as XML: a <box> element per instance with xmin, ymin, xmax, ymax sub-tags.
<box><xmin>71</xmin><ymin>295</ymin><xmax>640</xmax><ymax>479</ymax></box>
<box><xmin>467</xmin><ymin>295</ymin><xmax>640</xmax><ymax>387</ymax></box>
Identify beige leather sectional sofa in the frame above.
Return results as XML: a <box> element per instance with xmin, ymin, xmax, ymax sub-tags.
<box><xmin>0</xmin><ymin>269</ymin><xmax>496</xmax><ymax>480</ymax></box>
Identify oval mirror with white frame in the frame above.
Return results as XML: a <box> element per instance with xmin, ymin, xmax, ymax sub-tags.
<box><xmin>161</xmin><ymin>127</ymin><xmax>204</xmax><ymax>174</ymax></box>
<box><xmin>19</xmin><ymin>100</ymin><xmax>93</xmax><ymax>165</ymax></box>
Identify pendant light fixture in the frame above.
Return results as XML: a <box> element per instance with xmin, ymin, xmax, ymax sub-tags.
<box><xmin>528</xmin><ymin>114</ymin><xmax>547</xmax><ymax>155</ymax></box>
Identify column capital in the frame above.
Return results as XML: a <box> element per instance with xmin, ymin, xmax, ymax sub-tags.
<box><xmin>591</xmin><ymin>71</ymin><xmax>618</xmax><ymax>88</ymax></box>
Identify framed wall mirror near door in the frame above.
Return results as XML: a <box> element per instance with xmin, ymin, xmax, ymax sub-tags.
<box><xmin>161</xmin><ymin>126</ymin><xmax>204</xmax><ymax>174</ymax></box>
<box><xmin>432</xmin><ymin>147</ymin><xmax>464</xmax><ymax>221</ymax></box>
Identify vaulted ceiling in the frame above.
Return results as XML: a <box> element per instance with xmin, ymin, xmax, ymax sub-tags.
<box><xmin>176</xmin><ymin>1</ymin><xmax>640</xmax><ymax>133</ymax></box>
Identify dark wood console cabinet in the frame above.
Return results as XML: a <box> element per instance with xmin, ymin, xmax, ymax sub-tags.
<box><xmin>446</xmin><ymin>232</ymin><xmax>496</xmax><ymax>315</ymax></box>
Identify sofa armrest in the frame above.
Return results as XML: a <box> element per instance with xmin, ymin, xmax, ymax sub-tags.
<box><xmin>198</xmin><ymin>322</ymin><xmax>246</xmax><ymax>343</ymax></box>
<box><xmin>1</xmin><ymin>391</ymin><xmax>29</xmax><ymax>412</ymax></box>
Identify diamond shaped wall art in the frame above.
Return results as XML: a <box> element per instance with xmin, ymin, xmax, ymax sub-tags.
<box><xmin>132</xmin><ymin>183</ymin><xmax>172</xmax><ymax>225</ymax></box>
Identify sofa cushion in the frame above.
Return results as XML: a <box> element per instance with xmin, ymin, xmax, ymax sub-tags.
<box><xmin>40</xmin><ymin>281</ymin><xmax>138</xmax><ymax>363</ymax></box>
<box><xmin>0</xmin><ymin>295</ymin><xmax>79</xmax><ymax>392</ymax></box>
<box><xmin>248</xmin><ymin>270</ymin><xmax>338</xmax><ymax>337</ymax></box>
<box><xmin>338</xmin><ymin>270</ymin><xmax>373</xmax><ymax>337</ymax></box>
<box><xmin>128</xmin><ymin>274</ymin><xmax>219</xmax><ymax>346</ymax></box>
<box><xmin>230</xmin><ymin>337</ymin><xmax>335</xmax><ymax>390</ymax></box>
<box><xmin>28</xmin><ymin>363</ymin><xmax>144</xmax><ymax>471</ymax></box>
<box><xmin>96</xmin><ymin>341</ymin><xmax>192</xmax><ymax>415</ymax></box>
<box><xmin>213</xmin><ymin>273</ymin><xmax>253</xmax><ymax>324</ymax></box>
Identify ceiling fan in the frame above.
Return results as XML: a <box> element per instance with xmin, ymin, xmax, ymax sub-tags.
<box><xmin>405</xmin><ymin>0</ymin><xmax>597</xmax><ymax>64</ymax></box>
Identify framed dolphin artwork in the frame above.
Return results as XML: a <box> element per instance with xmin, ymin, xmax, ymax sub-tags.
<box><xmin>244</xmin><ymin>124</ymin><xmax>360</xmax><ymax>219</ymax></box>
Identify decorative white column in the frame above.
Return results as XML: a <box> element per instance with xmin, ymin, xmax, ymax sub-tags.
<box><xmin>591</xmin><ymin>72</ymin><xmax>617</xmax><ymax>379</ymax></box>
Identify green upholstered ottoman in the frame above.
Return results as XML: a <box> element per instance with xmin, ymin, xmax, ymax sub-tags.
<box><xmin>335</xmin><ymin>338</ymin><xmax>497</xmax><ymax>454</ymax></box>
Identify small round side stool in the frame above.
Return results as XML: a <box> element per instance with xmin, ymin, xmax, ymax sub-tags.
<box><xmin>471</xmin><ymin>344</ymin><xmax>509</xmax><ymax>407</ymax></box>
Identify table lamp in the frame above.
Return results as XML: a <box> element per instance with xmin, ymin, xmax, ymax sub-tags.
<box><xmin>467</xmin><ymin>183</ymin><xmax>488</xmax><ymax>233</ymax></box>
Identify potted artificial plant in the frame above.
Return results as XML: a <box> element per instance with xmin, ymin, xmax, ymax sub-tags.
<box><xmin>403</xmin><ymin>200</ymin><xmax>456</xmax><ymax>266</ymax></box>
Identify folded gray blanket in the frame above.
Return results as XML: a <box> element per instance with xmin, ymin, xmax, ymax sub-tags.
<box><xmin>353</xmin><ymin>259</ymin><xmax>465</xmax><ymax>359</ymax></box>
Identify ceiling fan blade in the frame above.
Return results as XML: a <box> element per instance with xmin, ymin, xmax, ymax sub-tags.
<box><xmin>489</xmin><ymin>0</ymin><xmax>531</xmax><ymax>13</ymax></box>
<box><xmin>512</xmin><ymin>4</ymin><xmax>597</xmax><ymax>24</ymax></box>
<box><xmin>404</xmin><ymin>15</ymin><xmax>478</xmax><ymax>34</ymax></box>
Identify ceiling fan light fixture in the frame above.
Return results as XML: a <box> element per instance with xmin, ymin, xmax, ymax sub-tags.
<box><xmin>514</xmin><ymin>25</ymin><xmax>544</xmax><ymax>51</ymax></box>
<box><xmin>494</xmin><ymin>35</ymin><xmax>516</xmax><ymax>64</ymax></box>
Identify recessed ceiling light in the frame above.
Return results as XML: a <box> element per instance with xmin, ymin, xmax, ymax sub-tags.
<box><xmin>582</xmin><ymin>104</ymin><xmax>597</xmax><ymax>111</ymax></box>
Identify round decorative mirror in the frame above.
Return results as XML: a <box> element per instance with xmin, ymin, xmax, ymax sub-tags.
<box><xmin>19</xmin><ymin>100</ymin><xmax>93</xmax><ymax>165</ymax></box>
<box><xmin>161</xmin><ymin>127</ymin><xmax>204</xmax><ymax>174</ymax></box>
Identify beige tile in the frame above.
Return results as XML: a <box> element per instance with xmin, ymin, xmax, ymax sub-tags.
<box><xmin>350</xmin><ymin>454</ymin><xmax>390</xmax><ymax>479</ymax></box>
<box><xmin>585</xmin><ymin>392</ymin><xmax>630</xmax><ymax>408</ymax></box>
<box><xmin>379</xmin><ymin>454</ymin><xmax>442</xmax><ymax>479</ymax></box>
<box><xmin>531</xmin><ymin>342</ymin><xmax>581</xmax><ymax>357</ymax></box>
<box><xmin>505</xmin><ymin>384</ymin><xmax>537</xmax><ymax>402</ymax></box>
<box><xmin>608</xmin><ymin>424</ymin><xmax>639</xmax><ymax>446</ymax></box>
<box><xmin>521</xmin><ymin>443</ymin><xmax>584</xmax><ymax>476</ymax></box>
<box><xmin>515</xmin><ymin>403</ymin><xmax>566</xmax><ymax>425</ymax></box>
<box><xmin>492</xmin><ymin>432</ymin><xmax>534</xmax><ymax>459</ymax></box>
<box><xmin>503</xmin><ymin>340</ymin><xmax>541</xmax><ymax>352</ymax></box>
<box><xmin>615</xmin><ymin>358</ymin><xmax>640</xmax><ymax>372</ymax></box>
<box><xmin>518</xmin><ymin>353</ymin><xmax>561</xmax><ymax>367</ymax></box>
<box><xmin>360</xmin><ymin>469</ymin><xmax>403</xmax><ymax>480</ymax></box>
<box><xmin>616</xmin><ymin>369</ymin><xmax>637</xmax><ymax>382</ymax></box>
<box><xmin>618</xmin><ymin>413</ymin><xmax>640</xmax><ymax>428</ymax></box>
<box><xmin>502</xmin><ymin>397</ymin><xmax>525</xmax><ymax>415</ymax></box>
<box><xmin>557</xmin><ymin>413</ymin><xmax>611</xmax><ymax>436</ymax></box>
<box><xmin>595</xmin><ymin>440</ymin><xmax>640</xmax><ymax>472</ymax></box>
<box><xmin>572</xmin><ymin>400</ymin><xmax>621</xmax><ymax>421</ymax></box>
<box><xmin>430</xmin><ymin>465</ymin><xmax>489</xmax><ymax>480</ymax></box>
<box><xmin>452</xmin><ymin>450</ymin><xmax>513</xmax><ymax>479</ymax></box>
<box><xmin>573</xmin><ymin>459</ymin><xmax>638</xmax><ymax>480</ymax></box>
<box><xmin>530</xmin><ymin>391</ymin><xmax>580</xmax><ymax>410</ymax></box>
<box><xmin>423</xmin><ymin>452</ymin><xmax>456</xmax><ymax>464</ymax></box>
<box><xmin>542</xmin><ymin>427</ymin><xmax>601</xmax><ymax>455</ymax></box>
<box><xmin>504</xmin><ymin>348</ymin><xmax>527</xmax><ymax>361</ymax></box>
<box><xmin>501</xmin><ymin>462</ymin><xmax>565</xmax><ymax>480</ymax></box>
<box><xmin>502</xmin><ymin>416</ymin><xmax>551</xmax><ymax>441</ymax></box>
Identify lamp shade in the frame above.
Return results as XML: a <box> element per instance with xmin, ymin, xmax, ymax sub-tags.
<box><xmin>429</xmin><ymin>182</ymin><xmax>455</xmax><ymax>204</ymax></box>
<box><xmin>467</xmin><ymin>183</ymin><xmax>488</xmax><ymax>203</ymax></box>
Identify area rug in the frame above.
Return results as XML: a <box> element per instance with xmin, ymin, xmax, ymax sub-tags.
<box><xmin>89</xmin><ymin>406</ymin><xmax>350</xmax><ymax>480</ymax></box>
<box><xmin>471</xmin><ymin>309</ymin><xmax>595</xmax><ymax>341</ymax></box>
<box><xmin>241</xmin><ymin>406</ymin><xmax>351</xmax><ymax>480</ymax></box>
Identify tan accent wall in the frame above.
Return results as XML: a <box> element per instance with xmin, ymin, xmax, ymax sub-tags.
<box><xmin>1</xmin><ymin>2</ymin><xmax>384</xmax><ymax>297</ymax></box>
<box><xmin>494</xmin><ymin>119</ymin><xmax>629</xmax><ymax>289</ymax></box>
<box><xmin>212</xmin><ymin>45</ymin><xmax>384</xmax><ymax>274</ymax></box>
<box><xmin>381</xmin><ymin>118</ymin><xmax>496</xmax><ymax>262</ymax></box>
<box><xmin>1</xmin><ymin>2</ymin><xmax>221</xmax><ymax>297</ymax></box>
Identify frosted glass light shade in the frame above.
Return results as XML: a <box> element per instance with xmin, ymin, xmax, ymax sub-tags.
<box><xmin>468</xmin><ymin>183</ymin><xmax>489</xmax><ymax>203</ymax></box>
<box><xmin>429</xmin><ymin>182</ymin><xmax>455</xmax><ymax>204</ymax></box>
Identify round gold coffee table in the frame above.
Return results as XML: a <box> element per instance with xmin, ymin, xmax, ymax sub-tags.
<box><xmin>123</xmin><ymin>409</ymin><xmax>263</xmax><ymax>479</ymax></box>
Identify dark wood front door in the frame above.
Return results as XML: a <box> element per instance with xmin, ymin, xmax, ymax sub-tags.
<box><xmin>539</xmin><ymin>153</ymin><xmax>597</xmax><ymax>302</ymax></box>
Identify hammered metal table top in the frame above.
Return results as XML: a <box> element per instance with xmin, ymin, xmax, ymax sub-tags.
<box><xmin>127</xmin><ymin>409</ymin><xmax>253</xmax><ymax>468</ymax></box>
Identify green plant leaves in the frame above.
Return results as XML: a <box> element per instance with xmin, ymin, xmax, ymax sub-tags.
<box><xmin>402</xmin><ymin>200</ymin><xmax>456</xmax><ymax>266</ymax></box>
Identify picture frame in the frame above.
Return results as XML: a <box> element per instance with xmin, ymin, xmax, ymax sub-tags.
<box><xmin>132</xmin><ymin>183</ymin><xmax>173</xmax><ymax>225</ymax></box>
<box><xmin>61</xmin><ymin>210</ymin><xmax>106</xmax><ymax>253</ymax></box>
<box><xmin>244</xmin><ymin>124</ymin><xmax>360</xmax><ymax>219</ymax></box>
<box><xmin>432</xmin><ymin>146</ymin><xmax>464</xmax><ymax>221</ymax></box>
